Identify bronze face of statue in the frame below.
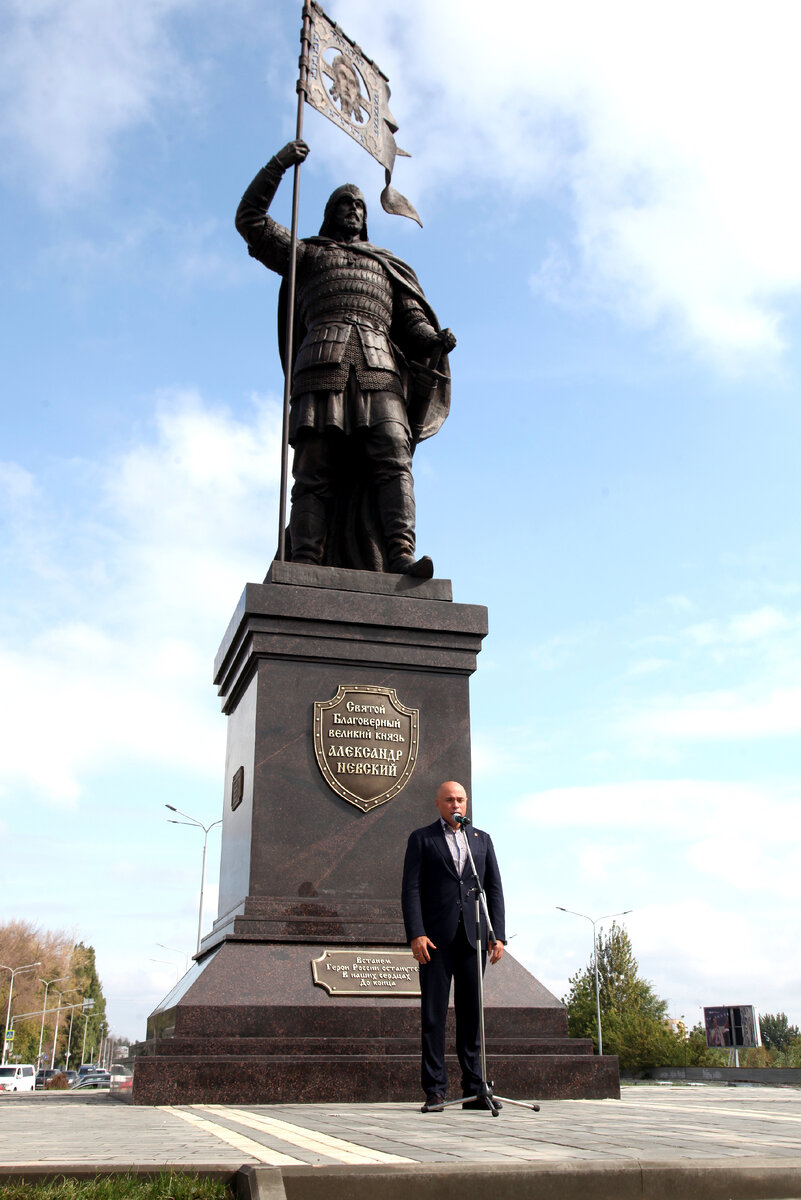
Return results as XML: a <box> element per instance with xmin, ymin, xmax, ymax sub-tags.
<box><xmin>236</xmin><ymin>140</ymin><xmax>456</xmax><ymax>578</ymax></box>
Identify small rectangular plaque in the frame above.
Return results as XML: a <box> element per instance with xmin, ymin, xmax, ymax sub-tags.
<box><xmin>311</xmin><ymin>949</ymin><xmax>420</xmax><ymax>996</ymax></box>
<box><xmin>231</xmin><ymin>765</ymin><xmax>244</xmax><ymax>811</ymax></box>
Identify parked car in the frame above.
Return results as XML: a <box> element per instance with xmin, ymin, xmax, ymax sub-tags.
<box><xmin>0</xmin><ymin>1064</ymin><xmax>36</xmax><ymax>1092</ymax></box>
<box><xmin>59</xmin><ymin>1069</ymin><xmax>79</xmax><ymax>1087</ymax></box>
<box><xmin>71</xmin><ymin>1070</ymin><xmax>111</xmax><ymax>1090</ymax></box>
<box><xmin>109</xmin><ymin>1063</ymin><xmax>133</xmax><ymax>1102</ymax></box>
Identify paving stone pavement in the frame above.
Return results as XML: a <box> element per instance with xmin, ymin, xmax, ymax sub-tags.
<box><xmin>2</xmin><ymin>1084</ymin><xmax>801</xmax><ymax>1171</ymax></box>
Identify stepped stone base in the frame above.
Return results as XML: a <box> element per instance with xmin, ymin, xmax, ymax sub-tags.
<box><xmin>131</xmin><ymin>941</ymin><xmax>619</xmax><ymax>1104</ymax></box>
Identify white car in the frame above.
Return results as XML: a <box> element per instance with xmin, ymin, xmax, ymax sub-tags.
<box><xmin>0</xmin><ymin>1064</ymin><xmax>36</xmax><ymax>1092</ymax></box>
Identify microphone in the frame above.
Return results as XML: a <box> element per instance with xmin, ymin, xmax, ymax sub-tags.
<box><xmin>453</xmin><ymin>813</ymin><xmax>471</xmax><ymax>827</ymax></box>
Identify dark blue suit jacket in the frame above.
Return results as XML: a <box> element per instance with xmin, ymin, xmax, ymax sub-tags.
<box><xmin>401</xmin><ymin>819</ymin><xmax>506</xmax><ymax>950</ymax></box>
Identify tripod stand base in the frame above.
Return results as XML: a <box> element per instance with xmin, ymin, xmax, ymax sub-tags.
<box><xmin>442</xmin><ymin>1080</ymin><xmax>541</xmax><ymax>1117</ymax></box>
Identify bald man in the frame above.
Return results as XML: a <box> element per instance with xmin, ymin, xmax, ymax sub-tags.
<box><xmin>401</xmin><ymin>781</ymin><xmax>506</xmax><ymax>1112</ymax></box>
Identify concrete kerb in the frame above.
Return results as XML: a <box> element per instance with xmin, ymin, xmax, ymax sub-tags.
<box><xmin>2</xmin><ymin>1159</ymin><xmax>801</xmax><ymax>1199</ymax></box>
<box><xmin>237</xmin><ymin>1160</ymin><xmax>801</xmax><ymax>1200</ymax></box>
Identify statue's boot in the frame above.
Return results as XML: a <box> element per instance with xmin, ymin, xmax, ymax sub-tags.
<box><xmin>378</xmin><ymin>476</ymin><xmax>434</xmax><ymax>578</ymax></box>
<box><xmin>394</xmin><ymin>553</ymin><xmax>435</xmax><ymax>579</ymax></box>
<box><xmin>289</xmin><ymin>496</ymin><xmax>327</xmax><ymax>565</ymax></box>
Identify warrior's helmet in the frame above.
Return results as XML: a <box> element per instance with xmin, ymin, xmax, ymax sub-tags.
<box><xmin>319</xmin><ymin>183</ymin><xmax>369</xmax><ymax>241</ymax></box>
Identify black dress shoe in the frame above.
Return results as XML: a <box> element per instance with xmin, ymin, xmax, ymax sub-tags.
<box><xmin>462</xmin><ymin>1096</ymin><xmax>503</xmax><ymax>1110</ymax></box>
<box><xmin>421</xmin><ymin>1093</ymin><xmax>445</xmax><ymax>1112</ymax></box>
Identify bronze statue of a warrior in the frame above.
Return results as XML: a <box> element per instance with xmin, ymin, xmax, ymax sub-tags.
<box><xmin>236</xmin><ymin>140</ymin><xmax>456</xmax><ymax>578</ymax></box>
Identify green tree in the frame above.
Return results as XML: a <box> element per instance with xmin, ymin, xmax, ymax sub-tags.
<box><xmin>0</xmin><ymin>923</ymin><xmax>109</xmax><ymax>1067</ymax></box>
<box><xmin>685</xmin><ymin>1023</ymin><xmax>726</xmax><ymax>1067</ymax></box>
<box><xmin>760</xmin><ymin>1012</ymin><xmax>800</xmax><ymax>1053</ymax></box>
<box><xmin>776</xmin><ymin>1038</ymin><xmax>801</xmax><ymax>1067</ymax></box>
<box><xmin>741</xmin><ymin>1044</ymin><xmax>775</xmax><ymax>1067</ymax></box>
<box><xmin>563</xmin><ymin>922</ymin><xmax>690</xmax><ymax>1073</ymax></box>
<box><xmin>0</xmin><ymin>921</ymin><xmax>72</xmax><ymax>1064</ymax></box>
<box><xmin>67</xmin><ymin>943</ymin><xmax>108</xmax><ymax>1067</ymax></box>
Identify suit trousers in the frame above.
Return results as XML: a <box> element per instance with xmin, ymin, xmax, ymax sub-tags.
<box><xmin>419</xmin><ymin>914</ymin><xmax>486</xmax><ymax>1098</ymax></box>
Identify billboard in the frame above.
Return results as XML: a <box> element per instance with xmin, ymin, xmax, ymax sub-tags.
<box><xmin>703</xmin><ymin>1005</ymin><xmax>761</xmax><ymax>1048</ymax></box>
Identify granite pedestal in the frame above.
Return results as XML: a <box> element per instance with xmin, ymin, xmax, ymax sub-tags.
<box><xmin>133</xmin><ymin>563</ymin><xmax>619</xmax><ymax>1104</ymax></box>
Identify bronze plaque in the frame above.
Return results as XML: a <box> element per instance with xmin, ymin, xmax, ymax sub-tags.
<box><xmin>313</xmin><ymin>684</ymin><xmax>419</xmax><ymax>811</ymax></box>
<box><xmin>312</xmin><ymin>949</ymin><xmax>420</xmax><ymax>996</ymax></box>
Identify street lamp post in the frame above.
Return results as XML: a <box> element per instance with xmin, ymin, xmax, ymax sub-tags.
<box><xmin>79</xmin><ymin>997</ymin><xmax>95</xmax><ymax>1068</ymax></box>
<box><xmin>37</xmin><ymin>976</ymin><xmax>69</xmax><ymax>1067</ymax></box>
<box><xmin>165</xmin><ymin>805</ymin><xmax>222</xmax><ymax>955</ymax></box>
<box><xmin>1</xmin><ymin>961</ymin><xmax>41</xmax><ymax>1066</ymax></box>
<box><xmin>49</xmin><ymin>989</ymin><xmax>79</xmax><ymax>1069</ymax></box>
<box><xmin>556</xmin><ymin>907</ymin><xmax>632</xmax><ymax>1056</ymax></box>
<box><xmin>65</xmin><ymin>1006</ymin><xmax>76</xmax><ymax>1069</ymax></box>
<box><xmin>156</xmin><ymin>943</ymin><xmax>190</xmax><ymax>975</ymax></box>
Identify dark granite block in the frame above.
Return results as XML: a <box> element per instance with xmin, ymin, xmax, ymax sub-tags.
<box><xmin>132</xmin><ymin>1052</ymin><xmax>618</xmax><ymax>1106</ymax></box>
<box><xmin>208</xmin><ymin>578</ymin><xmax>486</xmax><ymax>949</ymax></box>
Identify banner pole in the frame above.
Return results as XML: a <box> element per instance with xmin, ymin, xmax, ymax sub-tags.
<box><xmin>277</xmin><ymin>3</ymin><xmax>312</xmax><ymax>563</ymax></box>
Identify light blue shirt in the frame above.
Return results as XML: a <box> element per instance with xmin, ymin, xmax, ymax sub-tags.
<box><xmin>440</xmin><ymin>817</ymin><xmax>467</xmax><ymax>875</ymax></box>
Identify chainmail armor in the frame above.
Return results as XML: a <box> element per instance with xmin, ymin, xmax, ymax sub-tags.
<box><xmin>292</xmin><ymin>332</ymin><xmax>403</xmax><ymax>395</ymax></box>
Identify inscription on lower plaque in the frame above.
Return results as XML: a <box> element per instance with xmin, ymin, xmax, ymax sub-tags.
<box><xmin>311</xmin><ymin>949</ymin><xmax>420</xmax><ymax>996</ymax></box>
<box><xmin>313</xmin><ymin>684</ymin><xmax>419</xmax><ymax>811</ymax></box>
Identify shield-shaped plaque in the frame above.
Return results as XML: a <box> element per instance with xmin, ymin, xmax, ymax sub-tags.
<box><xmin>313</xmin><ymin>684</ymin><xmax>419</xmax><ymax>811</ymax></box>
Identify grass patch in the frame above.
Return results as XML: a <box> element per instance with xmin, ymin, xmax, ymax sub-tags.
<box><xmin>0</xmin><ymin>1174</ymin><xmax>233</xmax><ymax>1200</ymax></box>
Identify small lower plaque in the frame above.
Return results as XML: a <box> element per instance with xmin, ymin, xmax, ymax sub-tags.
<box><xmin>231</xmin><ymin>765</ymin><xmax>244</xmax><ymax>811</ymax></box>
<box><xmin>311</xmin><ymin>949</ymin><xmax>420</xmax><ymax>996</ymax></box>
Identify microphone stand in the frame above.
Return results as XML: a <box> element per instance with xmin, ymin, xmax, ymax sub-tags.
<box><xmin>441</xmin><ymin>816</ymin><xmax>540</xmax><ymax>1117</ymax></box>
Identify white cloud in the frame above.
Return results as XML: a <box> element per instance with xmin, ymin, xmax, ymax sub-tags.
<box><xmin>0</xmin><ymin>0</ymin><xmax>195</xmax><ymax>199</ymax></box>
<box><xmin>685</xmin><ymin>606</ymin><xmax>794</xmax><ymax>647</ymax></box>
<box><xmin>0</xmin><ymin>461</ymin><xmax>37</xmax><ymax>506</ymax></box>
<box><xmin>623</xmin><ymin>657</ymin><xmax>671</xmax><ymax>679</ymax></box>
<box><xmin>507</xmin><ymin>775</ymin><xmax>801</xmax><ymax>1018</ymax></box>
<box><xmin>627</xmin><ymin>685</ymin><xmax>801</xmax><ymax>741</ymax></box>
<box><xmin>685</xmin><ymin>836</ymin><xmax>801</xmax><ymax>901</ymax></box>
<box><xmin>0</xmin><ymin>390</ymin><xmax>282</xmax><ymax>804</ymax></box>
<box><xmin>515</xmin><ymin>778</ymin><xmax>797</xmax><ymax>838</ymax></box>
<box><xmin>612</xmin><ymin>601</ymin><xmax>801</xmax><ymax>742</ymax></box>
<box><xmin>40</xmin><ymin>213</ymin><xmax>247</xmax><ymax>296</ymax></box>
<box><xmin>665</xmin><ymin>595</ymin><xmax>696</xmax><ymax>614</ymax></box>
<box><xmin>529</xmin><ymin>628</ymin><xmax>595</xmax><ymax>670</ymax></box>
<box><xmin>337</xmin><ymin>0</ymin><xmax>801</xmax><ymax>363</ymax></box>
<box><xmin>574</xmin><ymin>842</ymin><xmax>635</xmax><ymax>886</ymax></box>
<box><xmin>626</xmin><ymin>901</ymin><xmax>795</xmax><ymax>1012</ymax></box>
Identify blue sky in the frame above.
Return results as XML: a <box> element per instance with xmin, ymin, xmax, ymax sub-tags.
<box><xmin>3</xmin><ymin>0</ymin><xmax>801</xmax><ymax>1040</ymax></box>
